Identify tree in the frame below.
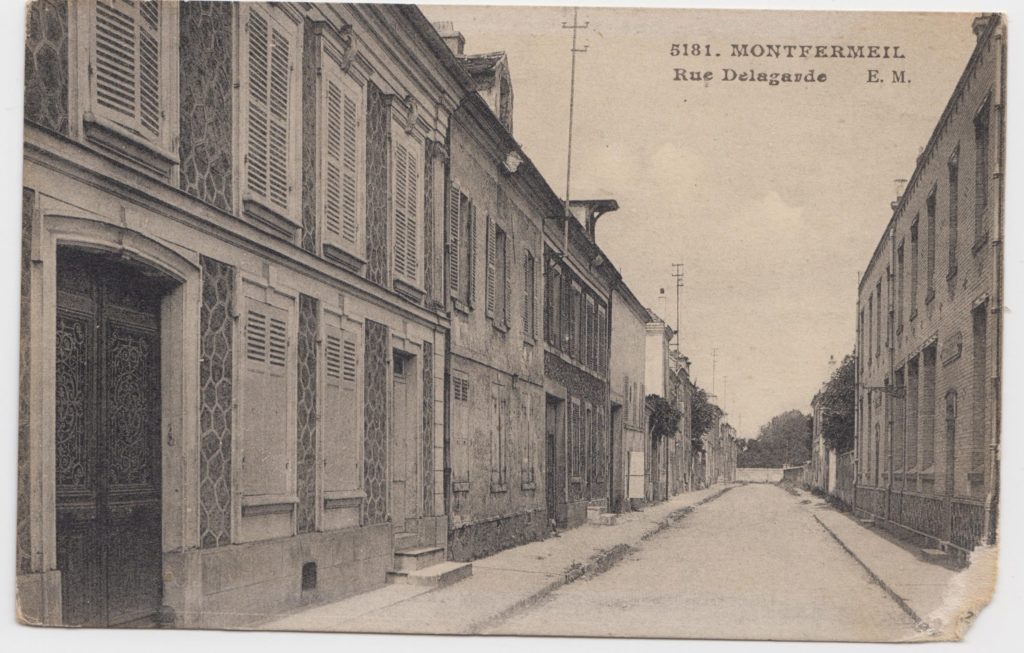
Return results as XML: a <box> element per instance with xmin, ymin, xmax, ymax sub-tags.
<box><xmin>690</xmin><ymin>386</ymin><xmax>718</xmax><ymax>452</ymax></box>
<box><xmin>646</xmin><ymin>394</ymin><xmax>681</xmax><ymax>441</ymax></box>
<box><xmin>820</xmin><ymin>353</ymin><xmax>856</xmax><ymax>452</ymax></box>
<box><xmin>736</xmin><ymin>409</ymin><xmax>812</xmax><ymax>467</ymax></box>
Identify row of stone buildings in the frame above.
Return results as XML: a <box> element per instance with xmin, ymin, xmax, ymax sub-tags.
<box><xmin>17</xmin><ymin>1</ymin><xmax>733</xmax><ymax>628</ymax></box>
<box><xmin>852</xmin><ymin>14</ymin><xmax>1004</xmax><ymax>557</ymax></box>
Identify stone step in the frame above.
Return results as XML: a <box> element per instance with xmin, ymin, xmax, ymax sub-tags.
<box><xmin>386</xmin><ymin>561</ymin><xmax>473</xmax><ymax>588</ymax></box>
<box><xmin>857</xmin><ymin>518</ymin><xmax>876</xmax><ymax>527</ymax></box>
<box><xmin>587</xmin><ymin>511</ymin><xmax>618</xmax><ymax>526</ymax></box>
<box><xmin>393</xmin><ymin>545</ymin><xmax>445</xmax><ymax>573</ymax></box>
<box><xmin>393</xmin><ymin>531</ymin><xmax>420</xmax><ymax>551</ymax></box>
<box><xmin>920</xmin><ymin>547</ymin><xmax>948</xmax><ymax>562</ymax></box>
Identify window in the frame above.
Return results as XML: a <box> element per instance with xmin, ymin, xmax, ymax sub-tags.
<box><xmin>322</xmin><ymin>311</ymin><xmax>362</xmax><ymax>499</ymax></box>
<box><xmin>569</xmin><ymin>399</ymin><xmax>583</xmax><ymax>481</ymax></box>
<box><xmin>392</xmin><ymin>133</ymin><xmax>423</xmax><ymax>287</ymax></box>
<box><xmin>867</xmin><ymin>295</ymin><xmax>874</xmax><ymax>360</ymax></box>
<box><xmin>486</xmin><ymin>217</ymin><xmax>509</xmax><ymax>327</ymax></box>
<box><xmin>896</xmin><ymin>243</ymin><xmax>905</xmax><ymax>329</ymax></box>
<box><xmin>521</xmin><ymin>393</ymin><xmax>536</xmax><ymax>488</ymax></box>
<box><xmin>906</xmin><ymin>356</ymin><xmax>919</xmax><ymax>470</ymax></box>
<box><xmin>972</xmin><ymin>302</ymin><xmax>988</xmax><ymax>476</ymax></box>
<box><xmin>320</xmin><ymin>49</ymin><xmax>365</xmax><ymax>260</ymax></box>
<box><xmin>544</xmin><ymin>260</ymin><xmax>561</xmax><ymax>346</ymax></box>
<box><xmin>448</xmin><ymin>184</ymin><xmax>475</xmax><ymax>307</ymax></box>
<box><xmin>974</xmin><ymin>98</ymin><xmax>990</xmax><ymax>246</ymax></box>
<box><xmin>242</xmin><ymin>3</ymin><xmax>302</xmax><ymax>232</ymax></box>
<box><xmin>523</xmin><ymin>250</ymin><xmax>536</xmax><ymax>340</ymax></box>
<box><xmin>921</xmin><ymin>345</ymin><xmax>936</xmax><ymax>468</ymax></box>
<box><xmin>597</xmin><ymin>304</ymin><xmax>607</xmax><ymax>373</ymax></box>
<box><xmin>81</xmin><ymin>0</ymin><xmax>178</xmax><ymax>173</ymax></box>
<box><xmin>948</xmin><ymin>149</ymin><xmax>959</xmax><ymax>275</ymax></box>
<box><xmin>910</xmin><ymin>218</ymin><xmax>919</xmax><ymax>317</ymax></box>
<box><xmin>490</xmin><ymin>382</ymin><xmax>508</xmax><ymax>490</ymax></box>
<box><xmin>926</xmin><ymin>191</ymin><xmax>936</xmax><ymax>299</ymax></box>
<box><xmin>241</xmin><ymin>282</ymin><xmax>296</xmax><ymax>501</ymax></box>
<box><xmin>451</xmin><ymin>372</ymin><xmax>471</xmax><ymax>488</ymax></box>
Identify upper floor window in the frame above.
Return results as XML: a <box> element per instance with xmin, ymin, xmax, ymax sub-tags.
<box><xmin>909</xmin><ymin>217</ymin><xmax>919</xmax><ymax>317</ymax></box>
<box><xmin>392</xmin><ymin>131</ymin><xmax>423</xmax><ymax>288</ymax></box>
<box><xmin>523</xmin><ymin>250</ymin><xmax>536</xmax><ymax>340</ymax></box>
<box><xmin>79</xmin><ymin>0</ymin><xmax>179</xmax><ymax>175</ymax></box>
<box><xmin>320</xmin><ymin>50</ymin><xmax>365</xmax><ymax>260</ymax></box>
<box><xmin>486</xmin><ymin>216</ymin><xmax>510</xmax><ymax>328</ymax></box>
<box><xmin>448</xmin><ymin>183</ymin><xmax>476</xmax><ymax>309</ymax></box>
<box><xmin>925</xmin><ymin>191</ymin><xmax>936</xmax><ymax>299</ymax></box>
<box><xmin>948</xmin><ymin>148</ymin><xmax>959</xmax><ymax>275</ymax></box>
<box><xmin>241</xmin><ymin>3</ymin><xmax>302</xmax><ymax>235</ymax></box>
<box><xmin>974</xmin><ymin>97</ymin><xmax>991</xmax><ymax>246</ymax></box>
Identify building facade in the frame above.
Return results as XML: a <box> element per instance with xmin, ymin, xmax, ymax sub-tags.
<box><xmin>19</xmin><ymin>0</ymin><xmax>471</xmax><ymax>627</ymax></box>
<box><xmin>854</xmin><ymin>14</ymin><xmax>1004</xmax><ymax>555</ymax></box>
<box><xmin>542</xmin><ymin>202</ymin><xmax>616</xmax><ymax>529</ymax></box>
<box><xmin>609</xmin><ymin>283</ymin><xmax>649</xmax><ymax>512</ymax></box>
<box><xmin>441</xmin><ymin>25</ymin><xmax>549</xmax><ymax>560</ymax></box>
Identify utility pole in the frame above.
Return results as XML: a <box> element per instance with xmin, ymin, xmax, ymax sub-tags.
<box><xmin>722</xmin><ymin>375</ymin><xmax>728</xmax><ymax>413</ymax></box>
<box><xmin>562</xmin><ymin>7</ymin><xmax>588</xmax><ymax>240</ymax></box>
<box><xmin>711</xmin><ymin>348</ymin><xmax>718</xmax><ymax>396</ymax></box>
<box><xmin>671</xmin><ymin>263</ymin><xmax>684</xmax><ymax>351</ymax></box>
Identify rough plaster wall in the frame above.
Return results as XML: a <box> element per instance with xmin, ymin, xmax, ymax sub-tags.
<box><xmin>362</xmin><ymin>319</ymin><xmax>389</xmax><ymax>525</ymax></box>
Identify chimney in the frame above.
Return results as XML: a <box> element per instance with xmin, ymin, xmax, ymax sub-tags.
<box><xmin>972</xmin><ymin>14</ymin><xmax>995</xmax><ymax>42</ymax></box>
<box><xmin>432</xmin><ymin>21</ymin><xmax>465</xmax><ymax>55</ymax></box>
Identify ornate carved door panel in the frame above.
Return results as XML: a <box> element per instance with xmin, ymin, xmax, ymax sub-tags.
<box><xmin>56</xmin><ymin>250</ymin><xmax>164</xmax><ymax>627</ymax></box>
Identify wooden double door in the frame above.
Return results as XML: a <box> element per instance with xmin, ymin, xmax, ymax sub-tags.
<box><xmin>55</xmin><ymin>249</ymin><xmax>167</xmax><ymax>627</ymax></box>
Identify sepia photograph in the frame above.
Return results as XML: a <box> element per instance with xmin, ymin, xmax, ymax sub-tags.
<box><xmin>8</xmin><ymin>0</ymin><xmax>1018</xmax><ymax>648</ymax></box>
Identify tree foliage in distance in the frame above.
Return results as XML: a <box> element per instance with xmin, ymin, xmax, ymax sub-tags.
<box><xmin>820</xmin><ymin>353</ymin><xmax>856</xmax><ymax>453</ymax></box>
<box><xmin>646</xmin><ymin>394</ymin><xmax>681</xmax><ymax>441</ymax></box>
<box><xmin>735</xmin><ymin>409</ymin><xmax>812</xmax><ymax>468</ymax></box>
<box><xmin>690</xmin><ymin>386</ymin><xmax>718</xmax><ymax>445</ymax></box>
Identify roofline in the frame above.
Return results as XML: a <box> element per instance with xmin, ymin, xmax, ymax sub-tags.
<box><xmin>859</xmin><ymin>14</ymin><xmax>1002</xmax><ymax>291</ymax></box>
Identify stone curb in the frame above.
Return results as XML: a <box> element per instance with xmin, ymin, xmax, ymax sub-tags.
<box><xmin>812</xmin><ymin>513</ymin><xmax>934</xmax><ymax>636</ymax></box>
<box><xmin>470</xmin><ymin>484</ymin><xmax>736</xmax><ymax>634</ymax></box>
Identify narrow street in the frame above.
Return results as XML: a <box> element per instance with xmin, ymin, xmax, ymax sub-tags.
<box><xmin>487</xmin><ymin>484</ymin><xmax>919</xmax><ymax>641</ymax></box>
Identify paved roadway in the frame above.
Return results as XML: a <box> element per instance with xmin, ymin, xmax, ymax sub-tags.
<box><xmin>487</xmin><ymin>483</ymin><xmax>920</xmax><ymax>641</ymax></box>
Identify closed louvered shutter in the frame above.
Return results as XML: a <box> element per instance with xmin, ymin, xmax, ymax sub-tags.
<box><xmin>94</xmin><ymin>0</ymin><xmax>161</xmax><ymax>140</ymax></box>
<box><xmin>485</xmin><ymin>214</ymin><xmax>495</xmax><ymax>317</ymax></box>
<box><xmin>324</xmin><ymin>80</ymin><xmax>344</xmax><ymax>240</ymax></box>
<box><xmin>341</xmin><ymin>93</ymin><xmax>360</xmax><ymax>246</ymax></box>
<box><xmin>404</xmin><ymin>147</ymin><xmax>419</xmax><ymax>283</ymax></box>
<box><xmin>467</xmin><ymin>204</ymin><xmax>477</xmax><ymax>307</ymax></box>
<box><xmin>242</xmin><ymin>301</ymin><xmax>290</xmax><ymax>496</ymax></box>
<box><xmin>323</xmin><ymin>319</ymin><xmax>361</xmax><ymax>494</ymax></box>
<box><xmin>448</xmin><ymin>183</ymin><xmax>461</xmax><ymax>299</ymax></box>
<box><xmin>393</xmin><ymin>144</ymin><xmax>409</xmax><ymax>280</ymax></box>
<box><xmin>246</xmin><ymin>7</ymin><xmax>292</xmax><ymax>214</ymax></box>
<box><xmin>503</xmin><ymin>233</ymin><xmax>511</xmax><ymax>327</ymax></box>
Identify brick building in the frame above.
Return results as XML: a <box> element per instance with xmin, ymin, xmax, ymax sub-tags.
<box><xmin>854</xmin><ymin>14</ymin><xmax>1004</xmax><ymax>555</ymax></box>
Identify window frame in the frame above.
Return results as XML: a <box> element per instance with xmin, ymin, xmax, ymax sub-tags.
<box><xmin>316</xmin><ymin>29</ymin><xmax>368</xmax><ymax>267</ymax></box>
<box><xmin>71</xmin><ymin>0</ymin><xmax>181</xmax><ymax>178</ymax></box>
<box><xmin>320</xmin><ymin>306</ymin><xmax>365</xmax><ymax>509</ymax></box>
<box><xmin>236</xmin><ymin>275</ymin><xmax>299</xmax><ymax>521</ymax></box>
<box><xmin>390</xmin><ymin>124</ymin><xmax>426</xmax><ymax>294</ymax></box>
<box><xmin>237</xmin><ymin>2</ymin><xmax>304</xmax><ymax>239</ymax></box>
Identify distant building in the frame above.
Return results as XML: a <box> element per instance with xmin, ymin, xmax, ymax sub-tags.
<box><xmin>609</xmin><ymin>283</ymin><xmax>650</xmax><ymax>512</ymax></box>
<box><xmin>854</xmin><ymin>15</ymin><xmax>1004</xmax><ymax>555</ymax></box>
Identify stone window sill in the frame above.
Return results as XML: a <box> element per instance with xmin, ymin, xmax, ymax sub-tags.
<box><xmin>241</xmin><ymin>493</ymin><xmax>297</xmax><ymax>517</ymax></box>
<box><xmin>323</xmin><ymin>243</ymin><xmax>366</xmax><ymax>274</ymax></box>
<box><xmin>83</xmin><ymin>111</ymin><xmax>178</xmax><ymax>178</ymax></box>
<box><xmin>452</xmin><ymin>481</ymin><xmax>471</xmax><ymax>493</ymax></box>
<box><xmin>243</xmin><ymin>197</ymin><xmax>300</xmax><ymax>240</ymax></box>
<box><xmin>521</xmin><ymin>481</ymin><xmax>537</xmax><ymax>491</ymax></box>
<box><xmin>394</xmin><ymin>278</ymin><xmax>426</xmax><ymax>304</ymax></box>
<box><xmin>490</xmin><ymin>482</ymin><xmax>508</xmax><ymax>494</ymax></box>
<box><xmin>452</xmin><ymin>297</ymin><xmax>470</xmax><ymax>315</ymax></box>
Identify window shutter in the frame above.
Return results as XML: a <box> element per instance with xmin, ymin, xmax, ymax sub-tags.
<box><xmin>393</xmin><ymin>143</ymin><xmax>409</xmax><ymax>279</ymax></box>
<box><xmin>246</xmin><ymin>8</ymin><xmax>291</xmax><ymax>213</ymax></box>
<box><xmin>243</xmin><ymin>301</ymin><xmax>290</xmax><ymax>496</ymax></box>
<box><xmin>404</xmin><ymin>147</ymin><xmax>419</xmax><ymax>283</ymax></box>
<box><xmin>267</xmin><ymin>27</ymin><xmax>291</xmax><ymax>211</ymax></box>
<box><xmin>467</xmin><ymin>204</ymin><xmax>477</xmax><ymax>307</ymax></box>
<box><xmin>503</xmin><ymin>234</ymin><xmax>511</xmax><ymax>327</ymax></box>
<box><xmin>324</xmin><ymin>80</ymin><xmax>344</xmax><ymax>241</ymax></box>
<box><xmin>323</xmin><ymin>323</ymin><xmax>361</xmax><ymax>494</ymax></box>
<box><xmin>95</xmin><ymin>0</ymin><xmax>161</xmax><ymax>140</ymax></box>
<box><xmin>485</xmin><ymin>214</ymin><xmax>495</xmax><ymax>318</ymax></box>
<box><xmin>448</xmin><ymin>183</ymin><xmax>461</xmax><ymax>299</ymax></box>
<box><xmin>341</xmin><ymin>94</ymin><xmax>359</xmax><ymax>246</ymax></box>
<box><xmin>246</xmin><ymin>9</ymin><xmax>270</xmax><ymax>202</ymax></box>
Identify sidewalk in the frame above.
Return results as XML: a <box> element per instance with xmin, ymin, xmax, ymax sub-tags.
<box><xmin>796</xmin><ymin>489</ymin><xmax>997</xmax><ymax>641</ymax></box>
<box><xmin>255</xmin><ymin>484</ymin><xmax>735</xmax><ymax>635</ymax></box>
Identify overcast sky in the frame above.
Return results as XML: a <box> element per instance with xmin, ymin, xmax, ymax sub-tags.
<box><xmin>421</xmin><ymin>3</ymin><xmax>978</xmax><ymax>436</ymax></box>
